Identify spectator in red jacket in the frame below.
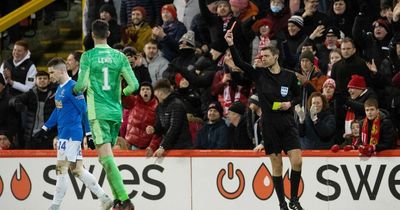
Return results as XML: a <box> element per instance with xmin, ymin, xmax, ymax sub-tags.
<box><xmin>122</xmin><ymin>81</ymin><xmax>160</xmax><ymax>156</ymax></box>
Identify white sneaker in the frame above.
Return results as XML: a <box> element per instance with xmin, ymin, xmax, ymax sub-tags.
<box><xmin>48</xmin><ymin>204</ymin><xmax>60</xmax><ymax>210</ymax></box>
<box><xmin>100</xmin><ymin>195</ymin><xmax>114</xmax><ymax>210</ymax></box>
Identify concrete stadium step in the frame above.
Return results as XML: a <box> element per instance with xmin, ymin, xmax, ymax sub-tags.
<box><xmin>42</xmin><ymin>52</ymin><xmax>70</xmax><ymax>61</ymax></box>
<box><xmin>40</xmin><ymin>39</ymin><xmax>81</xmax><ymax>51</ymax></box>
<box><xmin>36</xmin><ymin>66</ymin><xmax>48</xmax><ymax>72</ymax></box>
<box><xmin>1</xmin><ymin>2</ymin><xmax>82</xmax><ymax>67</ymax></box>
<box><xmin>58</xmin><ymin>27</ymin><xmax>82</xmax><ymax>39</ymax></box>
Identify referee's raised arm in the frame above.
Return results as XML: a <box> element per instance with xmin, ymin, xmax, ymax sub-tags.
<box><xmin>224</xmin><ymin>30</ymin><xmax>254</xmax><ymax>74</ymax></box>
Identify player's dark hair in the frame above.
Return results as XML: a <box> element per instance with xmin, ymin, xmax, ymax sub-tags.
<box><xmin>92</xmin><ymin>19</ymin><xmax>109</xmax><ymax>39</ymax></box>
<box><xmin>260</xmin><ymin>45</ymin><xmax>279</xmax><ymax>56</ymax></box>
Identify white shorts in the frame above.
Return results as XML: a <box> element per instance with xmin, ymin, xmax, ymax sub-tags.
<box><xmin>57</xmin><ymin>138</ymin><xmax>83</xmax><ymax>162</ymax></box>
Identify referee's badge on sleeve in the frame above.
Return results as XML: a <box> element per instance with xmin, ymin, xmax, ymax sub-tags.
<box><xmin>280</xmin><ymin>86</ymin><xmax>288</xmax><ymax>97</ymax></box>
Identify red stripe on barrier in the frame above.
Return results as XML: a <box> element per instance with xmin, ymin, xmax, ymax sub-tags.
<box><xmin>1</xmin><ymin>149</ymin><xmax>400</xmax><ymax>157</ymax></box>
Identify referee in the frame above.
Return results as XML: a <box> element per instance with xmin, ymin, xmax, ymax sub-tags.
<box><xmin>225</xmin><ymin>30</ymin><xmax>304</xmax><ymax>210</ymax></box>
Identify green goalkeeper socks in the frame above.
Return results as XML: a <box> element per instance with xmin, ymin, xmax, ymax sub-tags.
<box><xmin>99</xmin><ymin>156</ymin><xmax>129</xmax><ymax>201</ymax></box>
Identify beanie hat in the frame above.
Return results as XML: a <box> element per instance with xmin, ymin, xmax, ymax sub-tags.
<box><xmin>300</xmin><ymin>50</ymin><xmax>314</xmax><ymax>63</ymax></box>
<box><xmin>229</xmin><ymin>0</ymin><xmax>249</xmax><ymax>10</ymax></box>
<box><xmin>0</xmin><ymin>73</ymin><xmax>5</xmax><ymax>86</ymax></box>
<box><xmin>323</xmin><ymin>78</ymin><xmax>336</xmax><ymax>89</ymax></box>
<box><xmin>251</xmin><ymin>18</ymin><xmax>272</xmax><ymax>33</ymax></box>
<box><xmin>248</xmin><ymin>94</ymin><xmax>261</xmax><ymax>107</ymax></box>
<box><xmin>161</xmin><ymin>4</ymin><xmax>177</xmax><ymax>20</ymax></box>
<box><xmin>99</xmin><ymin>4</ymin><xmax>116</xmax><ymax>17</ymax></box>
<box><xmin>373</xmin><ymin>18</ymin><xmax>390</xmax><ymax>33</ymax></box>
<box><xmin>288</xmin><ymin>15</ymin><xmax>304</xmax><ymax>29</ymax></box>
<box><xmin>179</xmin><ymin>31</ymin><xmax>196</xmax><ymax>47</ymax></box>
<box><xmin>208</xmin><ymin>101</ymin><xmax>223</xmax><ymax>116</ymax></box>
<box><xmin>228</xmin><ymin>101</ymin><xmax>246</xmax><ymax>115</ymax></box>
<box><xmin>347</xmin><ymin>74</ymin><xmax>367</xmax><ymax>90</ymax></box>
<box><xmin>175</xmin><ymin>73</ymin><xmax>184</xmax><ymax>86</ymax></box>
<box><xmin>132</xmin><ymin>6</ymin><xmax>146</xmax><ymax>18</ymax></box>
<box><xmin>209</xmin><ymin>40</ymin><xmax>228</xmax><ymax>53</ymax></box>
<box><xmin>325</xmin><ymin>26</ymin><xmax>340</xmax><ymax>38</ymax></box>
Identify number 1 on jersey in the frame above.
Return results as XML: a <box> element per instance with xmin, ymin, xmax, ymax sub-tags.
<box><xmin>102</xmin><ymin>67</ymin><xmax>111</xmax><ymax>90</ymax></box>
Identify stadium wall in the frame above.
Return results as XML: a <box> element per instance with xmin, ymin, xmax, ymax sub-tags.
<box><xmin>0</xmin><ymin>150</ymin><xmax>400</xmax><ymax>210</ymax></box>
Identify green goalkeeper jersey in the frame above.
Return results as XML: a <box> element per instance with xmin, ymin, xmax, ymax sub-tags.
<box><xmin>74</xmin><ymin>44</ymin><xmax>139</xmax><ymax>122</ymax></box>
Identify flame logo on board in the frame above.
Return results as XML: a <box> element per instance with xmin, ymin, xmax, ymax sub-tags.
<box><xmin>252</xmin><ymin>163</ymin><xmax>274</xmax><ymax>200</ymax></box>
<box><xmin>217</xmin><ymin>162</ymin><xmax>245</xmax><ymax>199</ymax></box>
<box><xmin>11</xmin><ymin>164</ymin><xmax>32</xmax><ymax>200</ymax></box>
<box><xmin>0</xmin><ymin>176</ymin><xmax>3</xmax><ymax>197</ymax></box>
<box><xmin>283</xmin><ymin>170</ymin><xmax>304</xmax><ymax>199</ymax></box>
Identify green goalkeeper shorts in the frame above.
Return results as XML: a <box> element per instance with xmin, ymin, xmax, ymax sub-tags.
<box><xmin>90</xmin><ymin>119</ymin><xmax>121</xmax><ymax>146</ymax></box>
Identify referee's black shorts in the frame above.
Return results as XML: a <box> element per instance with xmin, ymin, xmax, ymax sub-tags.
<box><xmin>262</xmin><ymin>113</ymin><xmax>301</xmax><ymax>155</ymax></box>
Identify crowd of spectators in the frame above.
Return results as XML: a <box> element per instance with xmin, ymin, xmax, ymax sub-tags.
<box><xmin>1</xmin><ymin>0</ymin><xmax>400</xmax><ymax>156</ymax></box>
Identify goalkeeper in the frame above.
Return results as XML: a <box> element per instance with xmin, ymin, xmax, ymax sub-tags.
<box><xmin>74</xmin><ymin>19</ymin><xmax>139</xmax><ymax>210</ymax></box>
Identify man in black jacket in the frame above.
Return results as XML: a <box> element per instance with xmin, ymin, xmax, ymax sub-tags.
<box><xmin>194</xmin><ymin>101</ymin><xmax>229</xmax><ymax>149</ymax></box>
<box><xmin>331</xmin><ymin>37</ymin><xmax>373</xmax><ymax>95</ymax></box>
<box><xmin>9</xmin><ymin>71</ymin><xmax>56</xmax><ymax>149</ymax></box>
<box><xmin>227</xmin><ymin>101</ymin><xmax>253</xmax><ymax>149</ymax></box>
<box><xmin>146</xmin><ymin>79</ymin><xmax>192</xmax><ymax>157</ymax></box>
<box><xmin>0</xmin><ymin>73</ymin><xmax>18</xmax><ymax>147</ymax></box>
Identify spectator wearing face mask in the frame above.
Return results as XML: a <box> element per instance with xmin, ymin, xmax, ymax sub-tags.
<box><xmin>263</xmin><ymin>0</ymin><xmax>292</xmax><ymax>39</ymax></box>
